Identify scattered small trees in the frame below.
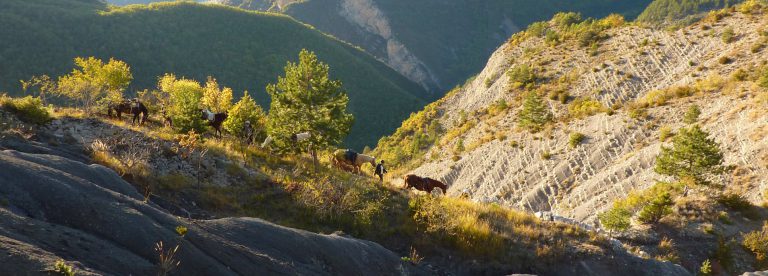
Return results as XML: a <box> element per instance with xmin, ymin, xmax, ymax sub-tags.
<box><xmin>568</xmin><ymin>97</ymin><xmax>607</xmax><ymax>119</ymax></box>
<box><xmin>55</xmin><ymin>57</ymin><xmax>132</xmax><ymax>114</ymax></box>
<box><xmin>655</xmin><ymin>125</ymin><xmax>725</xmax><ymax>185</ymax></box>
<box><xmin>518</xmin><ymin>91</ymin><xmax>552</xmax><ymax>132</ymax></box>
<box><xmin>158</xmin><ymin>74</ymin><xmax>206</xmax><ymax>133</ymax></box>
<box><xmin>266</xmin><ymin>49</ymin><xmax>354</xmax><ymax>155</ymax></box>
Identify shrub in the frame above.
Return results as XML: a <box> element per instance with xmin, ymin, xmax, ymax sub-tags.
<box><xmin>175</xmin><ymin>225</ymin><xmax>188</xmax><ymax>237</ymax></box>
<box><xmin>201</xmin><ymin>77</ymin><xmax>233</xmax><ymax>113</ymax></box>
<box><xmin>553</xmin><ymin>12</ymin><xmax>582</xmax><ymax>28</ymax></box>
<box><xmin>718</xmin><ymin>56</ymin><xmax>732</xmax><ymax>64</ymax></box>
<box><xmin>222</xmin><ymin>91</ymin><xmax>266</xmax><ymax>140</ymax></box>
<box><xmin>659</xmin><ymin>125</ymin><xmax>674</xmax><ymax>142</ymax></box>
<box><xmin>569</xmin><ymin>132</ymin><xmax>585</xmax><ymax>148</ymax></box>
<box><xmin>598</xmin><ymin>207</ymin><xmax>631</xmax><ymax>236</ymax></box>
<box><xmin>722</xmin><ymin>27</ymin><xmax>736</xmax><ymax>43</ymax></box>
<box><xmin>526</xmin><ymin>21</ymin><xmax>548</xmax><ymax>37</ymax></box>
<box><xmin>737</xmin><ymin>0</ymin><xmax>764</xmax><ymax>14</ymax></box>
<box><xmin>683</xmin><ymin>105</ymin><xmax>701</xmax><ymax>124</ymax></box>
<box><xmin>742</xmin><ymin>222</ymin><xmax>768</xmax><ymax>269</ymax></box>
<box><xmin>53</xmin><ymin>260</ymin><xmax>75</xmax><ymax>276</ymax></box>
<box><xmin>0</xmin><ymin>95</ymin><xmax>51</xmax><ymax>124</ymax></box>
<box><xmin>518</xmin><ymin>91</ymin><xmax>552</xmax><ymax>132</ymax></box>
<box><xmin>541</xmin><ymin>151</ymin><xmax>552</xmax><ymax>160</ymax></box>
<box><xmin>507</xmin><ymin>64</ymin><xmax>537</xmax><ymax>89</ymax></box>
<box><xmin>700</xmin><ymin>259</ymin><xmax>712</xmax><ymax>276</ymax></box>
<box><xmin>732</xmin><ymin>69</ymin><xmax>749</xmax><ymax>81</ymax></box>
<box><xmin>568</xmin><ymin>98</ymin><xmax>607</xmax><ymax>119</ymax></box>
<box><xmin>158</xmin><ymin>74</ymin><xmax>207</xmax><ymax>133</ymax></box>
<box><xmin>637</xmin><ymin>192</ymin><xmax>673</xmax><ymax>224</ymax></box>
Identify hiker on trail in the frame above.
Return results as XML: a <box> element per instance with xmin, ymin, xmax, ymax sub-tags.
<box><xmin>243</xmin><ymin>120</ymin><xmax>254</xmax><ymax>144</ymax></box>
<box><xmin>374</xmin><ymin>160</ymin><xmax>387</xmax><ymax>182</ymax></box>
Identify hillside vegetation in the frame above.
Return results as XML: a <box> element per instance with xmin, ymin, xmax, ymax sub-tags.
<box><xmin>0</xmin><ymin>0</ymin><xmax>427</xmax><ymax>149</ymax></box>
<box><xmin>374</xmin><ymin>4</ymin><xmax>768</xmax><ymax>274</ymax></box>
<box><xmin>637</xmin><ymin>0</ymin><xmax>744</xmax><ymax>25</ymax></box>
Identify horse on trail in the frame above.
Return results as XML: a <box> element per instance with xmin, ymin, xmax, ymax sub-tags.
<box><xmin>403</xmin><ymin>174</ymin><xmax>447</xmax><ymax>194</ymax></box>
<box><xmin>332</xmin><ymin>149</ymin><xmax>375</xmax><ymax>175</ymax></box>
<box><xmin>108</xmin><ymin>100</ymin><xmax>148</xmax><ymax>125</ymax></box>
<box><xmin>201</xmin><ymin>110</ymin><xmax>227</xmax><ymax>137</ymax></box>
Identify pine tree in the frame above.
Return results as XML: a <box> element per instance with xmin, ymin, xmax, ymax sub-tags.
<box><xmin>266</xmin><ymin>49</ymin><xmax>354</xmax><ymax>154</ymax></box>
<box><xmin>202</xmin><ymin>77</ymin><xmax>233</xmax><ymax>113</ymax></box>
<box><xmin>598</xmin><ymin>207</ymin><xmax>631</xmax><ymax>237</ymax></box>
<box><xmin>518</xmin><ymin>91</ymin><xmax>552</xmax><ymax>132</ymax></box>
<box><xmin>637</xmin><ymin>192</ymin><xmax>673</xmax><ymax>224</ymax></box>
<box><xmin>655</xmin><ymin>125</ymin><xmax>725</xmax><ymax>185</ymax></box>
<box><xmin>223</xmin><ymin>91</ymin><xmax>266</xmax><ymax>139</ymax></box>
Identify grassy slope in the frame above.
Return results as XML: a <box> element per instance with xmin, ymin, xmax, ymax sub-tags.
<box><xmin>286</xmin><ymin>0</ymin><xmax>653</xmax><ymax>92</ymax></box>
<box><xmin>0</xmin><ymin>0</ymin><xmax>427</xmax><ymax>149</ymax></box>
<box><xmin>637</xmin><ymin>0</ymin><xmax>744</xmax><ymax>23</ymax></box>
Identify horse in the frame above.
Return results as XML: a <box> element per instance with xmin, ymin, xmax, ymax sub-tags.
<box><xmin>332</xmin><ymin>149</ymin><xmax>375</xmax><ymax>175</ymax></box>
<box><xmin>108</xmin><ymin>100</ymin><xmax>148</xmax><ymax>125</ymax></box>
<box><xmin>403</xmin><ymin>174</ymin><xmax>447</xmax><ymax>195</ymax></box>
<box><xmin>201</xmin><ymin>110</ymin><xmax>227</xmax><ymax>137</ymax></box>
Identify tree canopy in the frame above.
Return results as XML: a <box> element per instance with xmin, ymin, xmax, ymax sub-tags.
<box><xmin>655</xmin><ymin>125</ymin><xmax>725</xmax><ymax>185</ymax></box>
<box><xmin>266</xmin><ymin>49</ymin><xmax>354</xmax><ymax>153</ymax></box>
<box><xmin>518</xmin><ymin>91</ymin><xmax>552</xmax><ymax>132</ymax></box>
<box><xmin>55</xmin><ymin>57</ymin><xmax>132</xmax><ymax>113</ymax></box>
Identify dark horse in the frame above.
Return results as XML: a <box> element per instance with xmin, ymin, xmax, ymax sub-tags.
<box><xmin>201</xmin><ymin>110</ymin><xmax>228</xmax><ymax>137</ymax></box>
<box><xmin>108</xmin><ymin>100</ymin><xmax>148</xmax><ymax>125</ymax></box>
<box><xmin>403</xmin><ymin>174</ymin><xmax>448</xmax><ymax>194</ymax></box>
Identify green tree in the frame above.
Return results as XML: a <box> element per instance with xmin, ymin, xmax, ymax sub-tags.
<box><xmin>518</xmin><ymin>91</ymin><xmax>552</xmax><ymax>132</ymax></box>
<box><xmin>655</xmin><ymin>125</ymin><xmax>725</xmax><ymax>185</ymax></box>
<box><xmin>637</xmin><ymin>192</ymin><xmax>673</xmax><ymax>224</ymax></box>
<box><xmin>598</xmin><ymin>207</ymin><xmax>631</xmax><ymax>237</ymax></box>
<box><xmin>223</xmin><ymin>91</ymin><xmax>266</xmax><ymax>139</ymax></box>
<box><xmin>683</xmin><ymin>105</ymin><xmax>701</xmax><ymax>124</ymax></box>
<box><xmin>202</xmin><ymin>77</ymin><xmax>233</xmax><ymax>113</ymax></box>
<box><xmin>55</xmin><ymin>57</ymin><xmax>132</xmax><ymax>114</ymax></box>
<box><xmin>159</xmin><ymin>74</ymin><xmax>206</xmax><ymax>133</ymax></box>
<box><xmin>266</xmin><ymin>49</ymin><xmax>354</xmax><ymax>155</ymax></box>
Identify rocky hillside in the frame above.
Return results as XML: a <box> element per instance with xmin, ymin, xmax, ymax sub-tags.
<box><xmin>0</xmin><ymin>119</ymin><xmax>419</xmax><ymax>275</ymax></box>
<box><xmin>379</xmin><ymin>7</ymin><xmax>768</xmax><ymax>222</ymax></box>
<box><xmin>213</xmin><ymin>0</ymin><xmax>654</xmax><ymax>93</ymax></box>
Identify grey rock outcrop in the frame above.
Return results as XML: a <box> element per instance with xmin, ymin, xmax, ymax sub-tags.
<box><xmin>0</xmin><ymin>149</ymin><xmax>416</xmax><ymax>275</ymax></box>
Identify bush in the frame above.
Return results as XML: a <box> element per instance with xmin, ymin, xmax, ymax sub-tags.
<box><xmin>700</xmin><ymin>259</ymin><xmax>712</xmax><ymax>276</ymax></box>
<box><xmin>222</xmin><ymin>92</ymin><xmax>266</xmax><ymax>140</ymax></box>
<box><xmin>569</xmin><ymin>132</ymin><xmax>585</xmax><ymax>148</ymax></box>
<box><xmin>722</xmin><ymin>27</ymin><xmax>736</xmax><ymax>43</ymax></box>
<box><xmin>53</xmin><ymin>260</ymin><xmax>75</xmax><ymax>276</ymax></box>
<box><xmin>0</xmin><ymin>95</ymin><xmax>51</xmax><ymax>124</ymax></box>
<box><xmin>637</xmin><ymin>192</ymin><xmax>673</xmax><ymax>224</ymax></box>
<box><xmin>718</xmin><ymin>56</ymin><xmax>732</xmax><ymax>64</ymax></box>
<box><xmin>659</xmin><ymin>125</ymin><xmax>674</xmax><ymax>142</ymax></box>
<box><xmin>507</xmin><ymin>64</ymin><xmax>537</xmax><ymax>89</ymax></box>
<box><xmin>553</xmin><ymin>12</ymin><xmax>582</xmax><ymax>28</ymax></box>
<box><xmin>158</xmin><ymin>74</ymin><xmax>207</xmax><ymax>133</ymax></box>
<box><xmin>518</xmin><ymin>91</ymin><xmax>552</xmax><ymax>132</ymax></box>
<box><xmin>683</xmin><ymin>105</ymin><xmax>701</xmax><ymax>124</ymax></box>
<box><xmin>598</xmin><ymin>207</ymin><xmax>631</xmax><ymax>235</ymax></box>
<box><xmin>743</xmin><ymin>222</ymin><xmax>768</xmax><ymax>268</ymax></box>
<box><xmin>568</xmin><ymin>98</ymin><xmax>607</xmax><ymax>119</ymax></box>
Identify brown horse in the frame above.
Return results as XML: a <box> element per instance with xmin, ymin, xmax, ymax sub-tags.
<box><xmin>403</xmin><ymin>174</ymin><xmax>447</xmax><ymax>194</ymax></box>
<box><xmin>332</xmin><ymin>149</ymin><xmax>375</xmax><ymax>175</ymax></box>
<box><xmin>108</xmin><ymin>100</ymin><xmax>148</xmax><ymax>125</ymax></box>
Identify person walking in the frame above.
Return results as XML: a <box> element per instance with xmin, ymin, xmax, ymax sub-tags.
<box><xmin>374</xmin><ymin>160</ymin><xmax>387</xmax><ymax>182</ymax></box>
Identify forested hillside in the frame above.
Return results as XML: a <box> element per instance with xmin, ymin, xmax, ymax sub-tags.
<box><xmin>637</xmin><ymin>0</ymin><xmax>743</xmax><ymax>24</ymax></box>
<box><xmin>268</xmin><ymin>0</ymin><xmax>655</xmax><ymax>93</ymax></box>
<box><xmin>0</xmin><ymin>0</ymin><xmax>427</xmax><ymax>149</ymax></box>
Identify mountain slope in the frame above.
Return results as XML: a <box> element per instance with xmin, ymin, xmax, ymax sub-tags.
<box><xmin>0</xmin><ymin>0</ymin><xmax>427</xmax><ymax>149</ymax></box>
<box><xmin>215</xmin><ymin>0</ymin><xmax>654</xmax><ymax>93</ymax></box>
<box><xmin>637</xmin><ymin>0</ymin><xmax>744</xmax><ymax>24</ymax></box>
<box><xmin>377</xmin><ymin>8</ymin><xmax>768</xmax><ymax>221</ymax></box>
